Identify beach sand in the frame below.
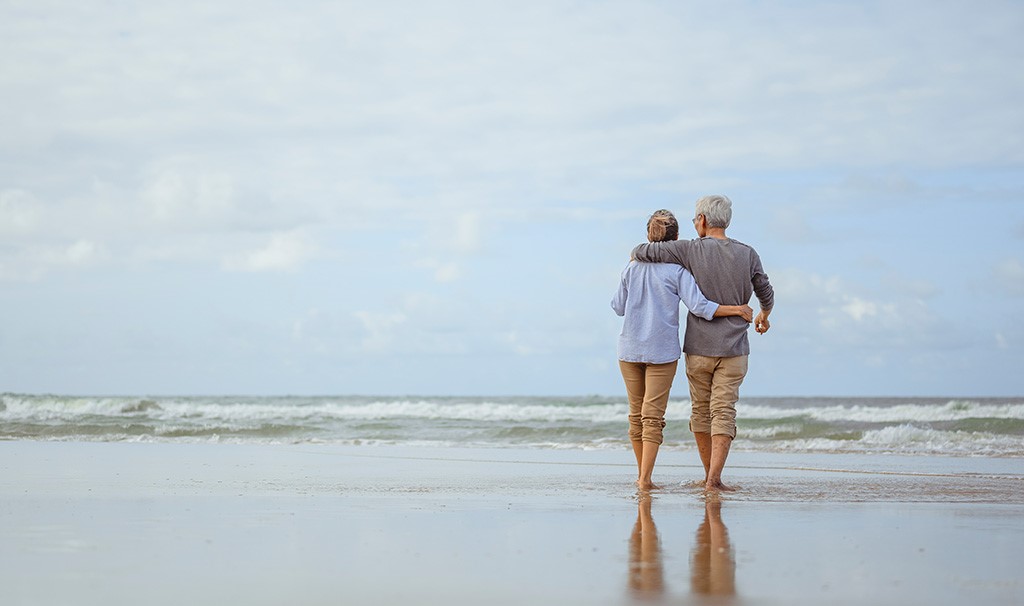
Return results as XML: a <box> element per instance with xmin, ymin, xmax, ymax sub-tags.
<box><xmin>2</xmin><ymin>441</ymin><xmax>1022</xmax><ymax>605</ymax></box>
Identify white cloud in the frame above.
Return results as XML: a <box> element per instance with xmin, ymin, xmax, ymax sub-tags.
<box><xmin>412</xmin><ymin>258</ymin><xmax>464</xmax><ymax>283</ymax></box>
<box><xmin>0</xmin><ymin>239</ymin><xmax>108</xmax><ymax>281</ymax></box>
<box><xmin>62</xmin><ymin>240</ymin><xmax>106</xmax><ymax>266</ymax></box>
<box><xmin>143</xmin><ymin>165</ymin><xmax>235</xmax><ymax>225</ymax></box>
<box><xmin>3</xmin><ymin>2</ymin><xmax>1020</xmax><ymax>207</ymax></box>
<box><xmin>405</xmin><ymin>211</ymin><xmax>487</xmax><ymax>283</ymax></box>
<box><xmin>452</xmin><ymin>212</ymin><xmax>482</xmax><ymax>253</ymax></box>
<box><xmin>353</xmin><ymin>310</ymin><xmax>409</xmax><ymax>354</ymax></box>
<box><xmin>771</xmin><ymin>268</ymin><xmax>956</xmax><ymax>351</ymax></box>
<box><xmin>841</xmin><ymin>297</ymin><xmax>885</xmax><ymax>322</ymax></box>
<box><xmin>0</xmin><ymin>189</ymin><xmax>40</xmax><ymax>234</ymax></box>
<box><xmin>2</xmin><ymin>1</ymin><xmax>1020</xmax><ymax>277</ymax></box>
<box><xmin>222</xmin><ymin>231</ymin><xmax>316</xmax><ymax>272</ymax></box>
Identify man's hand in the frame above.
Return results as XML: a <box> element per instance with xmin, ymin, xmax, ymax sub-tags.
<box><xmin>754</xmin><ymin>310</ymin><xmax>771</xmax><ymax>334</ymax></box>
<box><xmin>738</xmin><ymin>305</ymin><xmax>753</xmax><ymax>323</ymax></box>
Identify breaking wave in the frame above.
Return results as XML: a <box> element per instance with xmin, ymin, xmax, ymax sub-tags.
<box><xmin>2</xmin><ymin>394</ymin><xmax>1022</xmax><ymax>456</ymax></box>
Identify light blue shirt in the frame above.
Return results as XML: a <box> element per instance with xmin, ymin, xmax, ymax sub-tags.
<box><xmin>611</xmin><ymin>262</ymin><xmax>719</xmax><ymax>364</ymax></box>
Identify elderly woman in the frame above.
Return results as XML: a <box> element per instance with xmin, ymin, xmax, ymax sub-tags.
<box><xmin>612</xmin><ymin>210</ymin><xmax>752</xmax><ymax>491</ymax></box>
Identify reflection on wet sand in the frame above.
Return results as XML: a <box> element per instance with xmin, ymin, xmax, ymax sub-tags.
<box><xmin>691</xmin><ymin>499</ymin><xmax>736</xmax><ymax>599</ymax></box>
<box><xmin>628</xmin><ymin>495</ymin><xmax>737</xmax><ymax>602</ymax></box>
<box><xmin>628</xmin><ymin>495</ymin><xmax>664</xmax><ymax>600</ymax></box>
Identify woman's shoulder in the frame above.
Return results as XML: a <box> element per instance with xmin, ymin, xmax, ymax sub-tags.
<box><xmin>625</xmin><ymin>261</ymin><xmax>690</xmax><ymax>284</ymax></box>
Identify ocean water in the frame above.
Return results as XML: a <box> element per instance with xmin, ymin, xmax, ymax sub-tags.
<box><xmin>1</xmin><ymin>394</ymin><xmax>1022</xmax><ymax>456</ymax></box>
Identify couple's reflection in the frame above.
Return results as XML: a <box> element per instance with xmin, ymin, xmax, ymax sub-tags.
<box><xmin>690</xmin><ymin>499</ymin><xmax>736</xmax><ymax>597</ymax></box>
<box><xmin>628</xmin><ymin>496</ymin><xmax>736</xmax><ymax>601</ymax></box>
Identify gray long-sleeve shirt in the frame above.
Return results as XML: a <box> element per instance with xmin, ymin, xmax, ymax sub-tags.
<box><xmin>632</xmin><ymin>237</ymin><xmax>774</xmax><ymax>358</ymax></box>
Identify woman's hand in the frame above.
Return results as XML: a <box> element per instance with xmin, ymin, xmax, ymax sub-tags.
<box><xmin>712</xmin><ymin>304</ymin><xmax>753</xmax><ymax>322</ymax></box>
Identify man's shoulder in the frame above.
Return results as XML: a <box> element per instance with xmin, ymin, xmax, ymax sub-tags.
<box><xmin>721</xmin><ymin>237</ymin><xmax>760</xmax><ymax>256</ymax></box>
<box><xmin>687</xmin><ymin>236</ymin><xmax>753</xmax><ymax>250</ymax></box>
<box><xmin>662</xmin><ymin>238</ymin><xmax>697</xmax><ymax>253</ymax></box>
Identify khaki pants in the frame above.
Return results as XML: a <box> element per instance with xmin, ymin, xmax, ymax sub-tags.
<box><xmin>685</xmin><ymin>354</ymin><xmax>748</xmax><ymax>439</ymax></box>
<box><xmin>619</xmin><ymin>360</ymin><xmax>678</xmax><ymax>445</ymax></box>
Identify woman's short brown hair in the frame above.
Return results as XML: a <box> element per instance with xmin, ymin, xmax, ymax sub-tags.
<box><xmin>647</xmin><ymin>209</ymin><xmax>679</xmax><ymax>242</ymax></box>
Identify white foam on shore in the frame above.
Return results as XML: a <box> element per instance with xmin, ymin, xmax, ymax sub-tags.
<box><xmin>0</xmin><ymin>395</ymin><xmax>628</xmax><ymax>423</ymax></box>
<box><xmin>4</xmin><ymin>395</ymin><xmax>1022</xmax><ymax>424</ymax></box>
<box><xmin>738</xmin><ymin>400</ymin><xmax>1024</xmax><ymax>422</ymax></box>
<box><xmin>756</xmin><ymin>424</ymin><xmax>1024</xmax><ymax>456</ymax></box>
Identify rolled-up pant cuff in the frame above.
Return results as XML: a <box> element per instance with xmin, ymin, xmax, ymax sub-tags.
<box><xmin>685</xmin><ymin>354</ymin><xmax>747</xmax><ymax>439</ymax></box>
<box><xmin>620</xmin><ymin>359</ymin><xmax>678</xmax><ymax>446</ymax></box>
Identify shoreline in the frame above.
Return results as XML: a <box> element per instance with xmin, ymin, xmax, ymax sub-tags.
<box><xmin>5</xmin><ymin>440</ymin><xmax>1019</xmax><ymax>503</ymax></box>
<box><xmin>3</xmin><ymin>441</ymin><xmax>1022</xmax><ymax>605</ymax></box>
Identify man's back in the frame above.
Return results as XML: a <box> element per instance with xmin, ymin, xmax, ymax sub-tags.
<box><xmin>631</xmin><ymin>237</ymin><xmax>773</xmax><ymax>357</ymax></box>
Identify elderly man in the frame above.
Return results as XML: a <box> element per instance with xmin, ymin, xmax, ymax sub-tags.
<box><xmin>631</xmin><ymin>195</ymin><xmax>774</xmax><ymax>492</ymax></box>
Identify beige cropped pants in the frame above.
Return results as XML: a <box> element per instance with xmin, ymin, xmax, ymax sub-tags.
<box><xmin>619</xmin><ymin>360</ymin><xmax>679</xmax><ymax>445</ymax></box>
<box><xmin>685</xmin><ymin>354</ymin><xmax>748</xmax><ymax>439</ymax></box>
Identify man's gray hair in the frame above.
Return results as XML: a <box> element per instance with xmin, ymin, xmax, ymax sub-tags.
<box><xmin>695</xmin><ymin>195</ymin><xmax>732</xmax><ymax>229</ymax></box>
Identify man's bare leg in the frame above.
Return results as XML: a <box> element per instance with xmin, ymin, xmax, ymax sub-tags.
<box><xmin>694</xmin><ymin>431</ymin><xmax>712</xmax><ymax>482</ymax></box>
<box><xmin>705</xmin><ymin>434</ymin><xmax>735</xmax><ymax>492</ymax></box>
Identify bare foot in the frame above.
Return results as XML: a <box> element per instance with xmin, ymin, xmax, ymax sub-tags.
<box><xmin>704</xmin><ymin>479</ymin><xmax>737</xmax><ymax>493</ymax></box>
<box><xmin>636</xmin><ymin>479</ymin><xmax>662</xmax><ymax>491</ymax></box>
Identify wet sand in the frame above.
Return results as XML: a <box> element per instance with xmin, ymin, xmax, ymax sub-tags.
<box><xmin>2</xmin><ymin>441</ymin><xmax>1022</xmax><ymax>605</ymax></box>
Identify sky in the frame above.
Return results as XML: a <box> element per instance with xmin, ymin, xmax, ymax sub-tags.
<box><xmin>1</xmin><ymin>0</ymin><xmax>1022</xmax><ymax>397</ymax></box>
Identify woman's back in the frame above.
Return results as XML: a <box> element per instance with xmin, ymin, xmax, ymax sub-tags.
<box><xmin>612</xmin><ymin>261</ymin><xmax>717</xmax><ymax>364</ymax></box>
